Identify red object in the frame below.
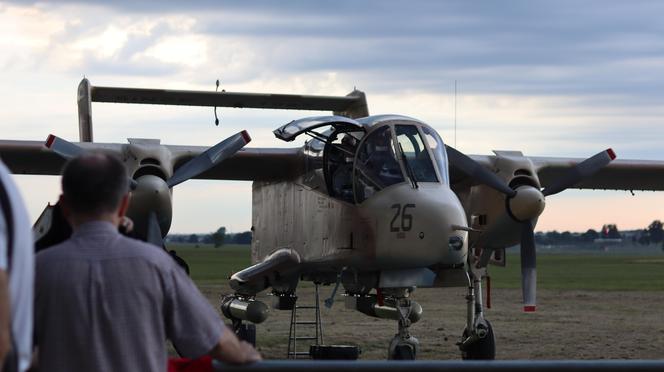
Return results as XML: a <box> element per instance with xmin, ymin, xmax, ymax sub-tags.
<box><xmin>241</xmin><ymin>130</ymin><xmax>252</xmax><ymax>143</ymax></box>
<box><xmin>607</xmin><ymin>148</ymin><xmax>616</xmax><ymax>160</ymax></box>
<box><xmin>168</xmin><ymin>356</ymin><xmax>213</xmax><ymax>372</ymax></box>
<box><xmin>523</xmin><ymin>305</ymin><xmax>537</xmax><ymax>312</ymax></box>
<box><xmin>376</xmin><ymin>288</ymin><xmax>384</xmax><ymax>307</ymax></box>
<box><xmin>45</xmin><ymin>134</ymin><xmax>56</xmax><ymax>148</ymax></box>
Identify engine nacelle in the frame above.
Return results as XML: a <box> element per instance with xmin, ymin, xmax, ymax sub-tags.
<box><xmin>466</xmin><ymin>152</ymin><xmax>544</xmax><ymax>249</ymax></box>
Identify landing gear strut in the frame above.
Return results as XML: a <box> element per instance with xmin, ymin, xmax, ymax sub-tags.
<box><xmin>458</xmin><ymin>262</ymin><xmax>496</xmax><ymax>360</ymax></box>
<box><xmin>231</xmin><ymin>319</ymin><xmax>257</xmax><ymax>346</ymax></box>
<box><xmin>387</xmin><ymin>289</ymin><xmax>419</xmax><ymax>360</ymax></box>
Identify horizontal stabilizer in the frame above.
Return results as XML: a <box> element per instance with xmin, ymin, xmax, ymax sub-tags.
<box><xmin>86</xmin><ymin>79</ymin><xmax>369</xmax><ymax>118</ymax></box>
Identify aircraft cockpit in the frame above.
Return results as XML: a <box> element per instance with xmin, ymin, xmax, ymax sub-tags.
<box><xmin>273</xmin><ymin>115</ymin><xmax>449</xmax><ymax>204</ymax></box>
<box><xmin>352</xmin><ymin>117</ymin><xmax>449</xmax><ymax>203</ymax></box>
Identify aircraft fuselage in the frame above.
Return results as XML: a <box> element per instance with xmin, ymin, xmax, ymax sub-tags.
<box><xmin>251</xmin><ymin>180</ymin><xmax>468</xmax><ymax>272</ymax></box>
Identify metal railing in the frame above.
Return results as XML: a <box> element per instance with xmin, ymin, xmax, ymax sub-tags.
<box><xmin>214</xmin><ymin>360</ymin><xmax>664</xmax><ymax>372</ymax></box>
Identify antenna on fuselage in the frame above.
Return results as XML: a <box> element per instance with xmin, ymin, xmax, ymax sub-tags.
<box><xmin>454</xmin><ymin>80</ymin><xmax>457</xmax><ymax>148</ymax></box>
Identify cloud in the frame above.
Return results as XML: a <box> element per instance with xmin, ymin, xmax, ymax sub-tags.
<box><xmin>3</xmin><ymin>1</ymin><xmax>664</xmax><ymax>233</ymax></box>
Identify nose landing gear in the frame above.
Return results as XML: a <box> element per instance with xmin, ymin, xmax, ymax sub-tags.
<box><xmin>387</xmin><ymin>290</ymin><xmax>420</xmax><ymax>360</ymax></box>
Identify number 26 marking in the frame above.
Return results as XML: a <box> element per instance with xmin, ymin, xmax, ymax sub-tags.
<box><xmin>390</xmin><ymin>203</ymin><xmax>415</xmax><ymax>232</ymax></box>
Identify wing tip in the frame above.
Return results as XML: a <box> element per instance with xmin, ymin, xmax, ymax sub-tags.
<box><xmin>45</xmin><ymin>134</ymin><xmax>56</xmax><ymax>148</ymax></box>
<box><xmin>523</xmin><ymin>305</ymin><xmax>537</xmax><ymax>312</ymax></box>
<box><xmin>607</xmin><ymin>148</ymin><xmax>616</xmax><ymax>160</ymax></box>
<box><xmin>241</xmin><ymin>130</ymin><xmax>251</xmax><ymax>144</ymax></box>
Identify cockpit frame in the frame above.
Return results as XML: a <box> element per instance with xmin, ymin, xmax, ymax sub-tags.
<box><xmin>273</xmin><ymin>115</ymin><xmax>449</xmax><ymax>205</ymax></box>
<box><xmin>351</xmin><ymin>118</ymin><xmax>449</xmax><ymax>204</ymax></box>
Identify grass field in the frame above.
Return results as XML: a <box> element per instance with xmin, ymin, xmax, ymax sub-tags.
<box><xmin>167</xmin><ymin>243</ymin><xmax>251</xmax><ymax>284</ymax></box>
<box><xmin>490</xmin><ymin>253</ymin><xmax>664</xmax><ymax>291</ymax></box>
<box><xmin>167</xmin><ymin>244</ymin><xmax>664</xmax><ymax>359</ymax></box>
<box><xmin>168</xmin><ymin>244</ymin><xmax>664</xmax><ymax>291</ymax></box>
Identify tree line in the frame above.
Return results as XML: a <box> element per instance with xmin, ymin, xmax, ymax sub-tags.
<box><xmin>535</xmin><ymin>220</ymin><xmax>664</xmax><ymax>246</ymax></box>
<box><xmin>169</xmin><ymin>220</ymin><xmax>664</xmax><ymax>248</ymax></box>
<box><xmin>166</xmin><ymin>227</ymin><xmax>252</xmax><ymax>247</ymax></box>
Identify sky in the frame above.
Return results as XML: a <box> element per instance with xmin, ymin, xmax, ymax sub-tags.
<box><xmin>2</xmin><ymin>0</ymin><xmax>664</xmax><ymax>234</ymax></box>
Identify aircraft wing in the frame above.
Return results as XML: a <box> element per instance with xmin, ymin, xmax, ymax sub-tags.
<box><xmin>451</xmin><ymin>154</ymin><xmax>664</xmax><ymax>191</ymax></box>
<box><xmin>0</xmin><ymin>139</ymin><xmax>305</xmax><ymax>182</ymax></box>
<box><xmin>0</xmin><ymin>140</ymin><xmax>125</xmax><ymax>175</ymax></box>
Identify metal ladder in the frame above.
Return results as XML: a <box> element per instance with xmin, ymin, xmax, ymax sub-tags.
<box><xmin>286</xmin><ymin>284</ymin><xmax>324</xmax><ymax>359</ymax></box>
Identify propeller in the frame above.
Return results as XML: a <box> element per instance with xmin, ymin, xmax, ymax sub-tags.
<box><xmin>44</xmin><ymin>130</ymin><xmax>252</xmax><ymax>245</ymax></box>
<box><xmin>45</xmin><ymin>134</ymin><xmax>84</xmax><ymax>159</ymax></box>
<box><xmin>520</xmin><ymin>219</ymin><xmax>537</xmax><ymax>312</ymax></box>
<box><xmin>542</xmin><ymin>149</ymin><xmax>616</xmax><ymax>197</ymax></box>
<box><xmin>514</xmin><ymin>148</ymin><xmax>615</xmax><ymax>311</ymax></box>
<box><xmin>145</xmin><ymin>211</ymin><xmax>164</xmax><ymax>247</ymax></box>
<box><xmin>446</xmin><ymin>145</ymin><xmax>517</xmax><ymax>197</ymax></box>
<box><xmin>167</xmin><ymin>130</ymin><xmax>250</xmax><ymax>188</ymax></box>
<box><xmin>447</xmin><ymin>145</ymin><xmax>616</xmax><ymax>311</ymax></box>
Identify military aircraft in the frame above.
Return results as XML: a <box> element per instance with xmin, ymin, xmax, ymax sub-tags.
<box><xmin>2</xmin><ymin>79</ymin><xmax>664</xmax><ymax>360</ymax></box>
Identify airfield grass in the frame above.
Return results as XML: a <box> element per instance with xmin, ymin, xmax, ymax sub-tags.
<box><xmin>489</xmin><ymin>253</ymin><xmax>664</xmax><ymax>291</ymax></box>
<box><xmin>168</xmin><ymin>244</ymin><xmax>664</xmax><ymax>291</ymax></box>
<box><xmin>167</xmin><ymin>244</ymin><xmax>664</xmax><ymax>359</ymax></box>
<box><xmin>167</xmin><ymin>243</ymin><xmax>250</xmax><ymax>284</ymax></box>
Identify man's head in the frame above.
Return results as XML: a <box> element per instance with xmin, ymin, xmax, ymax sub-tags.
<box><xmin>60</xmin><ymin>152</ymin><xmax>130</xmax><ymax>224</ymax></box>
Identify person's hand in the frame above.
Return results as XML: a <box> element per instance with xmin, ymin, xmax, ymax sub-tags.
<box><xmin>119</xmin><ymin>216</ymin><xmax>134</xmax><ymax>234</ymax></box>
<box><xmin>211</xmin><ymin>326</ymin><xmax>262</xmax><ymax>364</ymax></box>
<box><xmin>239</xmin><ymin>340</ymin><xmax>262</xmax><ymax>363</ymax></box>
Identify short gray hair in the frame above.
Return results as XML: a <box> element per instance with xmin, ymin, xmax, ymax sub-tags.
<box><xmin>62</xmin><ymin>152</ymin><xmax>129</xmax><ymax>215</ymax></box>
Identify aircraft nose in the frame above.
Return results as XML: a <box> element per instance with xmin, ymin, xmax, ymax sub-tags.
<box><xmin>426</xmin><ymin>186</ymin><xmax>469</xmax><ymax>265</ymax></box>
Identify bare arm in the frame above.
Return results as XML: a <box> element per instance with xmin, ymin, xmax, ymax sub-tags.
<box><xmin>207</xmin><ymin>325</ymin><xmax>261</xmax><ymax>364</ymax></box>
<box><xmin>0</xmin><ymin>269</ymin><xmax>10</xmax><ymax>365</ymax></box>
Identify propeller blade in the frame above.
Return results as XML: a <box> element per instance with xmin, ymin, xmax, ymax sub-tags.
<box><xmin>542</xmin><ymin>148</ymin><xmax>616</xmax><ymax>197</ymax></box>
<box><xmin>446</xmin><ymin>145</ymin><xmax>517</xmax><ymax>197</ymax></box>
<box><xmin>45</xmin><ymin>134</ymin><xmax>84</xmax><ymax>159</ymax></box>
<box><xmin>520</xmin><ymin>219</ymin><xmax>537</xmax><ymax>312</ymax></box>
<box><xmin>145</xmin><ymin>211</ymin><xmax>164</xmax><ymax>248</ymax></box>
<box><xmin>45</xmin><ymin>134</ymin><xmax>138</xmax><ymax>190</ymax></box>
<box><xmin>167</xmin><ymin>130</ymin><xmax>251</xmax><ymax>188</ymax></box>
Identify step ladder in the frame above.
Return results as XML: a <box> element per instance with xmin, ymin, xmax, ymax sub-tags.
<box><xmin>286</xmin><ymin>284</ymin><xmax>324</xmax><ymax>359</ymax></box>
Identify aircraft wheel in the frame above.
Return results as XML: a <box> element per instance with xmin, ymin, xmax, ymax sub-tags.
<box><xmin>388</xmin><ymin>335</ymin><xmax>418</xmax><ymax>360</ymax></box>
<box><xmin>461</xmin><ymin>320</ymin><xmax>495</xmax><ymax>360</ymax></box>
<box><xmin>392</xmin><ymin>344</ymin><xmax>416</xmax><ymax>360</ymax></box>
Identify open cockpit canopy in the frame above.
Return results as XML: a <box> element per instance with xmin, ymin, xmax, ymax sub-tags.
<box><xmin>273</xmin><ymin>115</ymin><xmax>449</xmax><ymax>204</ymax></box>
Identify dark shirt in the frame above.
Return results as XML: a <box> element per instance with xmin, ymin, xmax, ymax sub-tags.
<box><xmin>34</xmin><ymin>221</ymin><xmax>223</xmax><ymax>372</ymax></box>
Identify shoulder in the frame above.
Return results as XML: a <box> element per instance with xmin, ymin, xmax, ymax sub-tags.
<box><xmin>37</xmin><ymin>235</ymin><xmax>177</xmax><ymax>270</ymax></box>
<box><xmin>36</xmin><ymin>240</ymin><xmax>72</xmax><ymax>260</ymax></box>
<box><xmin>116</xmin><ymin>235</ymin><xmax>177</xmax><ymax>266</ymax></box>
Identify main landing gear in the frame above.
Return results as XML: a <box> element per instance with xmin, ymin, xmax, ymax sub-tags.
<box><xmin>387</xmin><ymin>289</ymin><xmax>420</xmax><ymax>360</ymax></box>
<box><xmin>458</xmin><ymin>260</ymin><xmax>496</xmax><ymax>360</ymax></box>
